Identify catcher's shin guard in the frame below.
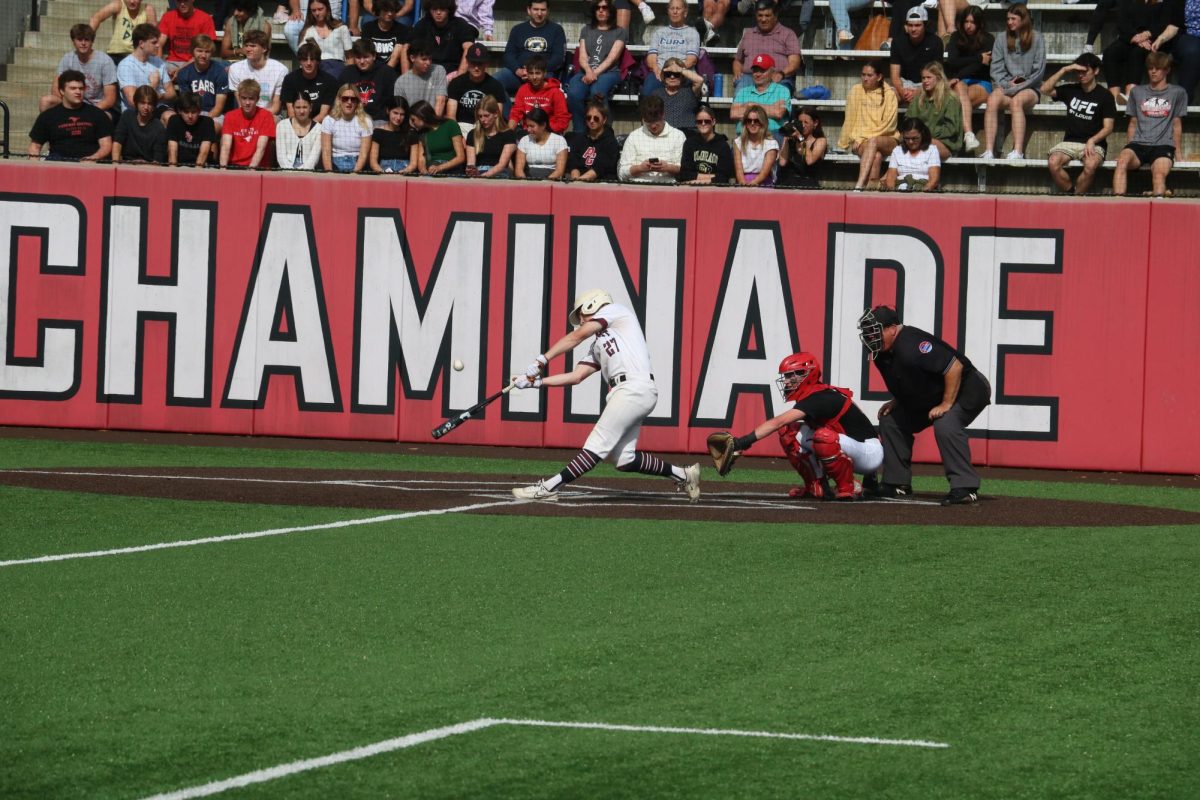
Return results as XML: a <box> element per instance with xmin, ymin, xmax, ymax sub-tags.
<box><xmin>812</xmin><ymin>428</ymin><xmax>859</xmax><ymax>500</ymax></box>
<box><xmin>779</xmin><ymin>425</ymin><xmax>827</xmax><ymax>499</ymax></box>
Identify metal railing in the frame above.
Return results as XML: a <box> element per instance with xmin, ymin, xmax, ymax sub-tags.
<box><xmin>0</xmin><ymin>99</ymin><xmax>9</xmax><ymax>158</ymax></box>
<box><xmin>30</xmin><ymin>0</ymin><xmax>41</xmax><ymax>32</ymax></box>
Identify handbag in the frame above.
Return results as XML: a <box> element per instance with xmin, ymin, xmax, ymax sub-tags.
<box><xmin>854</xmin><ymin>2</ymin><xmax>890</xmax><ymax>51</ymax></box>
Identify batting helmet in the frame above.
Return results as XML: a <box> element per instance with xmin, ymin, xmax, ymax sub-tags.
<box><xmin>568</xmin><ymin>289</ymin><xmax>612</xmax><ymax>327</ymax></box>
<box><xmin>776</xmin><ymin>352</ymin><xmax>821</xmax><ymax>402</ymax></box>
<box><xmin>857</xmin><ymin>306</ymin><xmax>899</xmax><ymax>361</ymax></box>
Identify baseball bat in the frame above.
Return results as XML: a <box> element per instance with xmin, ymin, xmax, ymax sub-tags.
<box><xmin>430</xmin><ymin>379</ymin><xmax>517</xmax><ymax>439</ymax></box>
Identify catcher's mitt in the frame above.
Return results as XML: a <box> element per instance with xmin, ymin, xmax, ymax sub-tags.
<box><xmin>706</xmin><ymin>431</ymin><xmax>741</xmax><ymax>477</ymax></box>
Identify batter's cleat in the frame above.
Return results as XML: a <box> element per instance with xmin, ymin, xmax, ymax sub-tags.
<box><xmin>866</xmin><ymin>482</ymin><xmax>913</xmax><ymax>499</ymax></box>
<box><xmin>680</xmin><ymin>463</ymin><xmax>701</xmax><ymax>502</ymax></box>
<box><xmin>512</xmin><ymin>481</ymin><xmax>559</xmax><ymax>501</ymax></box>
<box><xmin>941</xmin><ymin>487</ymin><xmax>979</xmax><ymax>506</ymax></box>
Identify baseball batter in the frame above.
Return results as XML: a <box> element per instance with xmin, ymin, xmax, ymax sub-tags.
<box><xmin>511</xmin><ymin>289</ymin><xmax>701</xmax><ymax>501</ymax></box>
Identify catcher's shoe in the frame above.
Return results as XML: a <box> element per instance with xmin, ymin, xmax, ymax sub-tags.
<box><xmin>835</xmin><ymin>480</ymin><xmax>863</xmax><ymax>501</ymax></box>
<box><xmin>679</xmin><ymin>463</ymin><xmax>701</xmax><ymax>502</ymax></box>
<box><xmin>866</xmin><ymin>482</ymin><xmax>913</xmax><ymax>499</ymax></box>
<box><xmin>787</xmin><ymin>478</ymin><xmax>831</xmax><ymax>500</ymax></box>
<box><xmin>941</xmin><ymin>487</ymin><xmax>979</xmax><ymax>506</ymax></box>
<box><xmin>512</xmin><ymin>481</ymin><xmax>559</xmax><ymax>501</ymax></box>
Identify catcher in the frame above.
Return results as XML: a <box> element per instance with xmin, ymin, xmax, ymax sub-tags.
<box><xmin>707</xmin><ymin>352</ymin><xmax>883</xmax><ymax>500</ymax></box>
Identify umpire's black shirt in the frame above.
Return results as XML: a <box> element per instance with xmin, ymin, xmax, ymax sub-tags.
<box><xmin>873</xmin><ymin>326</ymin><xmax>976</xmax><ymax>413</ymax></box>
<box><xmin>795</xmin><ymin>389</ymin><xmax>878</xmax><ymax>442</ymax></box>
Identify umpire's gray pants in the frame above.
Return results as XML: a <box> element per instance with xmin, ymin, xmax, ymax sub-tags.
<box><xmin>879</xmin><ymin>372</ymin><xmax>992</xmax><ymax>490</ymax></box>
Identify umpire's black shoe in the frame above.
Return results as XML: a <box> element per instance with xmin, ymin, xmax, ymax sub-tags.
<box><xmin>941</xmin><ymin>488</ymin><xmax>980</xmax><ymax>506</ymax></box>
<box><xmin>867</xmin><ymin>482</ymin><xmax>913</xmax><ymax>498</ymax></box>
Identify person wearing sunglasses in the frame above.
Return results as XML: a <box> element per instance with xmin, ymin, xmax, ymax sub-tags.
<box><xmin>733</xmin><ymin>103</ymin><xmax>778</xmax><ymax>186</ymax></box>
<box><xmin>322</xmin><ymin>83</ymin><xmax>373</xmax><ymax>172</ymax></box>
<box><xmin>679</xmin><ymin>104</ymin><xmax>732</xmax><ymax>184</ymax></box>
<box><xmin>651</xmin><ymin>57</ymin><xmax>705</xmax><ymax>139</ymax></box>
<box><xmin>567</xmin><ymin>0</ymin><xmax>627</xmax><ymax>133</ymax></box>
<box><xmin>566</xmin><ymin>97</ymin><xmax>619</xmax><ymax>181</ymax></box>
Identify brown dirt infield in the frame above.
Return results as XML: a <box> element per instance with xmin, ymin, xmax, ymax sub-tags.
<box><xmin>0</xmin><ymin>465</ymin><xmax>1195</xmax><ymax>528</ymax></box>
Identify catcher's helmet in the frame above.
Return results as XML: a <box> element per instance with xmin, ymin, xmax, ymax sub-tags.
<box><xmin>777</xmin><ymin>352</ymin><xmax>822</xmax><ymax>401</ymax></box>
<box><xmin>858</xmin><ymin>306</ymin><xmax>900</xmax><ymax>361</ymax></box>
<box><xmin>568</xmin><ymin>289</ymin><xmax>612</xmax><ymax>327</ymax></box>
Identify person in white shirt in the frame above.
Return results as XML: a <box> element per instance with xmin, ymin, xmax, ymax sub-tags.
<box><xmin>227</xmin><ymin>30</ymin><xmax>289</xmax><ymax>115</ymax></box>
<box><xmin>511</xmin><ymin>289</ymin><xmax>701</xmax><ymax>501</ymax></box>
<box><xmin>617</xmin><ymin>94</ymin><xmax>686</xmax><ymax>183</ymax></box>
<box><xmin>884</xmin><ymin>118</ymin><xmax>941</xmax><ymax>191</ymax></box>
<box><xmin>276</xmin><ymin>94</ymin><xmax>323</xmax><ymax>168</ymax></box>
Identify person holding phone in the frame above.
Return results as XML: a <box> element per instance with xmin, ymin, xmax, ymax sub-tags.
<box><xmin>618</xmin><ymin>94</ymin><xmax>685</xmax><ymax>183</ymax></box>
<box><xmin>981</xmin><ymin>3</ymin><xmax>1045</xmax><ymax>161</ymax></box>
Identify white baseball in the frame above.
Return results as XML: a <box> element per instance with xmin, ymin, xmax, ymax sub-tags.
<box><xmin>452</xmin><ymin>359</ymin><xmax>465</xmax><ymax>371</ymax></box>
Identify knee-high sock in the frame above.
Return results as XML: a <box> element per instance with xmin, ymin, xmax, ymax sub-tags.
<box><xmin>543</xmin><ymin>449</ymin><xmax>601</xmax><ymax>490</ymax></box>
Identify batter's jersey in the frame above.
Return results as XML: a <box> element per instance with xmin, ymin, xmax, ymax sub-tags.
<box><xmin>794</xmin><ymin>388</ymin><xmax>877</xmax><ymax>442</ymax></box>
<box><xmin>577</xmin><ymin>302</ymin><xmax>653</xmax><ymax>382</ymax></box>
<box><xmin>873</xmin><ymin>326</ymin><xmax>977</xmax><ymax>413</ymax></box>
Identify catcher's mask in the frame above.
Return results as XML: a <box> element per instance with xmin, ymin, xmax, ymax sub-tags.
<box><xmin>857</xmin><ymin>306</ymin><xmax>899</xmax><ymax>361</ymax></box>
<box><xmin>776</xmin><ymin>352</ymin><xmax>821</xmax><ymax>401</ymax></box>
<box><xmin>568</xmin><ymin>289</ymin><xmax>613</xmax><ymax>327</ymax></box>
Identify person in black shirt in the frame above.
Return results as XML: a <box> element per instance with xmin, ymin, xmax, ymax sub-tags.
<box><xmin>113</xmin><ymin>84</ymin><xmax>168</xmax><ymax>163</ymax></box>
<box><xmin>678</xmin><ymin>104</ymin><xmax>732</xmax><ymax>184</ymax></box>
<box><xmin>282</xmin><ymin>42</ymin><xmax>338</xmax><ymax>122</ymax></box>
<box><xmin>890</xmin><ymin>6</ymin><xmax>944</xmax><ymax>104</ymax></box>
<box><xmin>412</xmin><ymin>0</ymin><xmax>478</xmax><ymax>78</ymax></box>
<box><xmin>166</xmin><ymin>91</ymin><xmax>217</xmax><ymax>165</ymax></box>
<box><xmin>28</xmin><ymin>70</ymin><xmax>113</xmax><ymax>161</ymax></box>
<box><xmin>858</xmin><ymin>305</ymin><xmax>992</xmax><ymax>505</ymax></box>
<box><xmin>465</xmin><ymin>95</ymin><xmax>518</xmax><ymax>176</ymax></box>
<box><xmin>1042</xmin><ymin>52</ymin><xmax>1116</xmax><ymax>195</ymax></box>
<box><xmin>565</xmin><ymin>97</ymin><xmax>619</xmax><ymax>181</ymax></box>
<box><xmin>342</xmin><ymin>40</ymin><xmax>399</xmax><ymax>122</ymax></box>
<box><xmin>719</xmin><ymin>352</ymin><xmax>884</xmax><ymax>500</ymax></box>
<box><xmin>446</xmin><ymin>43</ymin><xmax>507</xmax><ymax>125</ymax></box>
<box><xmin>360</xmin><ymin>0</ymin><xmax>412</xmax><ymax>71</ymax></box>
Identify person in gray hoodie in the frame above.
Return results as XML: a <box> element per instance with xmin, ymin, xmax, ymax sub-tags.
<box><xmin>981</xmin><ymin>2</ymin><xmax>1045</xmax><ymax>160</ymax></box>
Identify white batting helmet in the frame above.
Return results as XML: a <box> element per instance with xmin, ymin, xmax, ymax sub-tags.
<box><xmin>568</xmin><ymin>289</ymin><xmax>612</xmax><ymax>327</ymax></box>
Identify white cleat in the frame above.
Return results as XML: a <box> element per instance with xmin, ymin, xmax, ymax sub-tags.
<box><xmin>682</xmin><ymin>463</ymin><xmax>701</xmax><ymax>502</ymax></box>
<box><xmin>512</xmin><ymin>481</ymin><xmax>559</xmax><ymax>501</ymax></box>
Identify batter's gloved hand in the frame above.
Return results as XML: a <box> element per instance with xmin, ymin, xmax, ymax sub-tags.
<box><xmin>706</xmin><ymin>431</ymin><xmax>742</xmax><ymax>477</ymax></box>
<box><xmin>514</xmin><ymin>375</ymin><xmax>542</xmax><ymax>390</ymax></box>
<box><xmin>525</xmin><ymin>354</ymin><xmax>548</xmax><ymax>379</ymax></box>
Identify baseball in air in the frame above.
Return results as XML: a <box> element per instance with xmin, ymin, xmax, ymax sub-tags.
<box><xmin>452</xmin><ymin>359</ymin><xmax>465</xmax><ymax>371</ymax></box>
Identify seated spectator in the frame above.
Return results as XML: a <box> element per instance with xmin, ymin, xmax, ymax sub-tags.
<box><xmin>322</xmin><ymin>83</ymin><xmax>373</xmax><ymax>171</ymax></box>
<box><xmin>41</xmin><ymin>24</ymin><xmax>118</xmax><ymax>121</ymax></box>
<box><xmin>456</xmin><ymin>0</ymin><xmax>497</xmax><ymax>42</ymax></box>
<box><xmin>116</xmin><ymin>23</ymin><xmax>174</xmax><ymax>116</ymax></box>
<box><xmin>614</xmin><ymin>0</ymin><xmax>657</xmax><ymax>33</ymax></box>
<box><xmin>157</xmin><ymin>0</ymin><xmax>215</xmax><ymax>75</ymax></box>
<box><xmin>829</xmin><ymin>0</ymin><xmax>872</xmax><ymax>50</ymax></box>
<box><xmin>643</xmin><ymin>0</ymin><xmax>701</xmax><ymax>95</ymax></box>
<box><xmin>1042</xmin><ymin>53</ymin><xmax>1116</xmax><ymax>196</ymax></box>
<box><xmin>934</xmin><ymin>0</ymin><xmax>968</xmax><ymax>38</ymax></box>
<box><xmin>1103</xmin><ymin>0</ymin><xmax>1184</xmax><ymax>105</ymax></box>
<box><xmin>890</xmin><ymin>7</ymin><xmax>943</xmax><ymax>104</ymax></box>
<box><xmin>447</xmin><ymin>43</ymin><xmax>507</xmax><ymax>129</ymax></box>
<box><xmin>566</xmin><ymin>97</ymin><xmax>620</xmax><ymax>181</ymax></box>
<box><xmin>413</xmin><ymin>0</ymin><xmax>478</xmax><ymax>78</ymax></box>
<box><xmin>282</xmin><ymin>42</ymin><xmax>336</xmax><ymax>122</ymax></box>
<box><xmin>839</xmin><ymin>58</ymin><xmax>899</xmax><ymax>191</ymax></box>
<box><xmin>776</xmin><ymin>106</ymin><xmax>826</xmax><ymax>188</ymax></box>
<box><xmin>1113</xmin><ymin>51</ymin><xmax>1188</xmax><ymax>196</ymax></box>
<box><xmin>701</xmin><ymin>0</ymin><xmax>730</xmax><ymax>46</ymax></box>
<box><xmin>227</xmin><ymin>30</ymin><xmax>289</xmax><ymax>115</ymax></box>
<box><xmin>222</xmin><ymin>0</ymin><xmax>273</xmax><ymax>61</ymax></box>
<box><xmin>567</xmin><ymin>0</ymin><xmax>628</xmax><ymax>133</ymax></box>
<box><xmin>174</xmin><ymin>34</ymin><xmax>227</xmax><ymax>131</ymax></box>
<box><xmin>90</xmin><ymin>0</ymin><xmax>159</xmax><ymax>60</ymax></box>
<box><xmin>515</xmin><ymin>106</ymin><xmax>569</xmax><ymax>178</ymax></box>
<box><xmin>733</xmin><ymin>103</ymin><xmax>779</xmax><ymax>186</ymax></box>
<box><xmin>466</xmin><ymin>96</ymin><xmax>518</xmax><ymax>177</ymax></box>
<box><xmin>731</xmin><ymin>54</ymin><xmax>790</xmax><ymax>136</ymax></box>
<box><xmin>220</xmin><ymin>78</ymin><xmax>276</xmax><ymax>168</ymax></box>
<box><xmin>410</xmin><ymin>99</ymin><xmax>467</xmax><ymax>173</ymax></box>
<box><xmin>906</xmin><ymin>62</ymin><xmax>962</xmax><ymax>160</ymax></box>
<box><xmin>679</xmin><ymin>104</ymin><xmax>733</xmax><ymax>183</ymax></box>
<box><xmin>732</xmin><ymin>1</ymin><xmax>801</xmax><ymax>95</ymax></box>
<box><xmin>1175</xmin><ymin>1</ymin><xmax>1200</xmax><ymax>101</ymax></box>
<box><xmin>370</xmin><ymin>96</ymin><xmax>418</xmax><ymax>172</ymax></box>
<box><xmin>167</xmin><ymin>91</ymin><xmax>218</xmax><ymax>166</ymax></box>
<box><xmin>982</xmin><ymin>3</ymin><xmax>1044</xmax><ymax>160</ymax></box>
<box><xmin>274</xmin><ymin>94</ymin><xmax>324</xmax><ymax>169</ymax></box>
<box><xmin>945</xmin><ymin>5</ymin><xmax>994</xmax><ymax>153</ymax></box>
<box><xmin>394</xmin><ymin>39</ymin><xmax>449</xmax><ymax>117</ymax></box>
<box><xmin>360</xmin><ymin>0</ymin><xmax>411</xmax><ymax>71</ymax></box>
<box><xmin>27</xmin><ymin>70</ymin><xmax>114</xmax><ymax>161</ymax></box>
<box><xmin>885</xmin><ymin>118</ymin><xmax>941</xmax><ymax>191</ymax></box>
<box><xmin>495</xmin><ymin>0</ymin><xmax>566</xmax><ymax>100</ymax></box>
<box><xmin>113</xmin><ymin>84</ymin><xmax>168</xmax><ymax>162</ymax></box>
<box><xmin>300</xmin><ymin>0</ymin><xmax>354</xmax><ymax>78</ymax></box>
<box><xmin>653</xmin><ymin>58</ymin><xmax>705</xmax><ymax>138</ymax></box>
<box><xmin>618</xmin><ymin>94</ymin><xmax>686</xmax><ymax>183</ymax></box>
<box><xmin>343</xmin><ymin>40</ymin><xmax>398</xmax><ymax>122</ymax></box>
<box><xmin>510</xmin><ymin>55</ymin><xmax>570</xmax><ymax>133</ymax></box>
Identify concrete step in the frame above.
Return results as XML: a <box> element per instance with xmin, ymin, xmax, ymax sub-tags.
<box><xmin>2</xmin><ymin>65</ymin><xmax>58</xmax><ymax>85</ymax></box>
<box><xmin>0</xmin><ymin>82</ymin><xmax>49</xmax><ymax>99</ymax></box>
<box><xmin>13</xmin><ymin>48</ymin><xmax>67</xmax><ymax>70</ymax></box>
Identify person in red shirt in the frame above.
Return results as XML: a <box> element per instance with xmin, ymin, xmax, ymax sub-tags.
<box><xmin>220</xmin><ymin>78</ymin><xmax>276</xmax><ymax>168</ymax></box>
<box><xmin>157</xmin><ymin>0</ymin><xmax>215</xmax><ymax>73</ymax></box>
<box><xmin>508</xmin><ymin>55</ymin><xmax>570</xmax><ymax>134</ymax></box>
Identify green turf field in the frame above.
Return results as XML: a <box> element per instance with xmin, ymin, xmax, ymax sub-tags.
<box><xmin>2</xmin><ymin>436</ymin><xmax>1198</xmax><ymax>799</ymax></box>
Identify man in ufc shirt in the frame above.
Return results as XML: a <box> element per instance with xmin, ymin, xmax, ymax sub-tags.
<box><xmin>1042</xmin><ymin>53</ymin><xmax>1116</xmax><ymax>196</ymax></box>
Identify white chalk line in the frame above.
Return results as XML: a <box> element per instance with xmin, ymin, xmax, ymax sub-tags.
<box><xmin>140</xmin><ymin>717</ymin><xmax>949</xmax><ymax>799</ymax></box>
<box><xmin>0</xmin><ymin>499</ymin><xmax>518</xmax><ymax>568</ymax></box>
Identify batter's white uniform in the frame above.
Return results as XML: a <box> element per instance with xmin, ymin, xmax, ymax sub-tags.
<box><xmin>577</xmin><ymin>303</ymin><xmax>658</xmax><ymax>465</ymax></box>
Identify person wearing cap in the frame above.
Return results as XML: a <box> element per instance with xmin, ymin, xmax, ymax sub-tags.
<box><xmin>890</xmin><ymin>6</ymin><xmax>944</xmax><ymax>103</ymax></box>
<box><xmin>856</xmin><ymin>305</ymin><xmax>992</xmax><ymax>506</ymax></box>
<box><xmin>732</xmin><ymin>53</ymin><xmax>791</xmax><ymax>135</ymax></box>
<box><xmin>446</xmin><ymin>43</ymin><xmax>506</xmax><ymax>127</ymax></box>
<box><xmin>618</xmin><ymin>94</ymin><xmax>686</xmax><ymax>182</ymax></box>
<box><xmin>1041</xmin><ymin>52</ymin><xmax>1116</xmax><ymax>195</ymax></box>
<box><xmin>733</xmin><ymin>0</ymin><xmax>802</xmax><ymax>94</ymax></box>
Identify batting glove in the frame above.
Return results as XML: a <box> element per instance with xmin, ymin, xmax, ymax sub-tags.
<box><xmin>515</xmin><ymin>375</ymin><xmax>543</xmax><ymax>390</ymax></box>
<box><xmin>525</xmin><ymin>354</ymin><xmax>548</xmax><ymax>377</ymax></box>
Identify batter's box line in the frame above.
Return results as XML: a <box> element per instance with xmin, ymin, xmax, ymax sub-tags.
<box><xmin>140</xmin><ymin>717</ymin><xmax>950</xmax><ymax>800</ymax></box>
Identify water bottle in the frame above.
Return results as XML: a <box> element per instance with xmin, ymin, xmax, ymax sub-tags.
<box><xmin>713</xmin><ymin>74</ymin><xmax>724</xmax><ymax>98</ymax></box>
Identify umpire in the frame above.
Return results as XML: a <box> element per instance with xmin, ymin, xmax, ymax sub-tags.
<box><xmin>857</xmin><ymin>306</ymin><xmax>992</xmax><ymax>505</ymax></box>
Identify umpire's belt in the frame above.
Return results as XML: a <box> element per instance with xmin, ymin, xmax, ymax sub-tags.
<box><xmin>609</xmin><ymin>373</ymin><xmax>653</xmax><ymax>388</ymax></box>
